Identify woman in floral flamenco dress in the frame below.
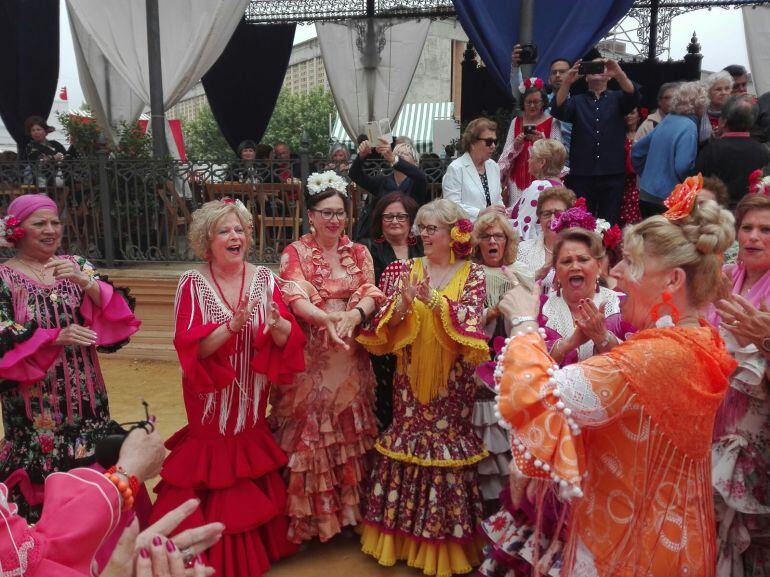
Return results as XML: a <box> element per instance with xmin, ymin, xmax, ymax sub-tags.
<box><xmin>149</xmin><ymin>199</ymin><xmax>306</xmax><ymax>577</ymax></box>
<box><xmin>0</xmin><ymin>193</ymin><xmax>140</xmax><ymax>524</ymax></box>
<box><xmin>358</xmin><ymin>199</ymin><xmax>490</xmax><ymax>577</ymax></box>
<box><xmin>272</xmin><ymin>171</ymin><xmax>385</xmax><ymax>543</ymax></box>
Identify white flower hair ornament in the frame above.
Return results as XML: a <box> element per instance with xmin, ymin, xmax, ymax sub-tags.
<box><xmin>594</xmin><ymin>218</ymin><xmax>611</xmax><ymax>236</ymax></box>
<box><xmin>307</xmin><ymin>170</ymin><xmax>348</xmax><ymax>197</ymax></box>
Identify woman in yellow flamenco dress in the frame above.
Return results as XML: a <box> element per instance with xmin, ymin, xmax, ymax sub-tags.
<box><xmin>358</xmin><ymin>199</ymin><xmax>490</xmax><ymax>577</ymax></box>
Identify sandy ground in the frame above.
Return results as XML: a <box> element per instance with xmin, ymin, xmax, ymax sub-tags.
<box><xmin>99</xmin><ymin>357</ymin><xmax>418</xmax><ymax>577</ymax></box>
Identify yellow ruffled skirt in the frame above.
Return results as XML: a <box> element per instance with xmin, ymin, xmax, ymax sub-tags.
<box><xmin>361</xmin><ymin>524</ymin><xmax>483</xmax><ymax>577</ymax></box>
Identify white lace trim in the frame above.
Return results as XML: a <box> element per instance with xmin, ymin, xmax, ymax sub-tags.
<box><xmin>553</xmin><ymin>364</ymin><xmax>609</xmax><ymax>424</ymax></box>
<box><xmin>572</xmin><ymin>537</ymin><xmax>600</xmax><ymax>577</ymax></box>
<box><xmin>175</xmin><ymin>267</ymin><xmax>275</xmax><ymax>434</ymax></box>
<box><xmin>542</xmin><ymin>287</ymin><xmax>621</xmax><ymax>361</ymax></box>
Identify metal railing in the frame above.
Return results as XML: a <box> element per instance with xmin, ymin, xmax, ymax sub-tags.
<box><xmin>0</xmin><ymin>153</ymin><xmax>450</xmax><ymax>266</ymax></box>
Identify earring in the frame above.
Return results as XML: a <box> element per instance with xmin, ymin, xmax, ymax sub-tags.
<box><xmin>595</xmin><ymin>277</ymin><xmax>601</xmax><ymax>293</ymax></box>
<box><xmin>554</xmin><ymin>279</ymin><xmax>562</xmax><ymax>297</ymax></box>
<box><xmin>309</xmin><ymin>222</ymin><xmax>316</xmax><ymax>235</ymax></box>
<box><xmin>650</xmin><ymin>291</ymin><xmax>680</xmax><ymax>325</ymax></box>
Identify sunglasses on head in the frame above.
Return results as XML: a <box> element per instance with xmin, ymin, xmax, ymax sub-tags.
<box><xmin>477</xmin><ymin>137</ymin><xmax>498</xmax><ymax>147</ymax></box>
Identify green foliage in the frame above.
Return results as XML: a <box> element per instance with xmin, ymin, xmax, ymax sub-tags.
<box><xmin>182</xmin><ymin>105</ymin><xmax>236</xmax><ymax>161</ymax></box>
<box><xmin>263</xmin><ymin>87</ymin><xmax>337</xmax><ymax>155</ymax></box>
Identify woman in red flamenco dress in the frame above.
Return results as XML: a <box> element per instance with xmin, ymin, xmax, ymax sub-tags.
<box><xmin>149</xmin><ymin>199</ymin><xmax>306</xmax><ymax>577</ymax></box>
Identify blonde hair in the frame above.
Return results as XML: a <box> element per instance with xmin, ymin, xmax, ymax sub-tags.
<box><xmin>461</xmin><ymin>117</ymin><xmax>498</xmax><ymax>152</ymax></box>
<box><xmin>414</xmin><ymin>198</ymin><xmax>468</xmax><ymax>229</ymax></box>
<box><xmin>623</xmin><ymin>200</ymin><xmax>735</xmax><ymax>307</ymax></box>
<box><xmin>530</xmin><ymin>139</ymin><xmax>566</xmax><ymax>179</ymax></box>
<box><xmin>472</xmin><ymin>211</ymin><xmax>519</xmax><ymax>265</ymax></box>
<box><xmin>671</xmin><ymin>81</ymin><xmax>708</xmax><ymax>115</ymax></box>
<box><xmin>188</xmin><ymin>200</ymin><xmax>253</xmax><ymax>260</ymax></box>
<box><xmin>394</xmin><ymin>142</ymin><xmax>420</xmax><ymax>164</ymax></box>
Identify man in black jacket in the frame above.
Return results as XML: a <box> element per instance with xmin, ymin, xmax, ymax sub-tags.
<box><xmin>695</xmin><ymin>94</ymin><xmax>770</xmax><ymax>207</ymax></box>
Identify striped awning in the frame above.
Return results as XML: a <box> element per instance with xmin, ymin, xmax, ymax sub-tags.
<box><xmin>331</xmin><ymin>101</ymin><xmax>455</xmax><ymax>154</ymax></box>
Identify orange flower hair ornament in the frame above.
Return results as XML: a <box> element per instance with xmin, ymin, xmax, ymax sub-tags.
<box><xmin>662</xmin><ymin>174</ymin><xmax>702</xmax><ymax>221</ymax></box>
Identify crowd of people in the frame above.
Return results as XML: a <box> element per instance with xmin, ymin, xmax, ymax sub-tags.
<box><xmin>0</xmin><ymin>45</ymin><xmax>769</xmax><ymax>577</ymax></box>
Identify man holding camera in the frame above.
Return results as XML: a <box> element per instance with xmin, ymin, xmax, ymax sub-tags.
<box><xmin>551</xmin><ymin>58</ymin><xmax>640</xmax><ymax>224</ymax></box>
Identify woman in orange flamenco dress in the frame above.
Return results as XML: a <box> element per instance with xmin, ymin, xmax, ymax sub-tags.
<box><xmin>493</xmin><ymin>176</ymin><xmax>737</xmax><ymax>576</ymax></box>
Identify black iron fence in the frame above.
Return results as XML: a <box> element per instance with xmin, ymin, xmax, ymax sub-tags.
<box><xmin>0</xmin><ymin>153</ymin><xmax>450</xmax><ymax>266</ymax></box>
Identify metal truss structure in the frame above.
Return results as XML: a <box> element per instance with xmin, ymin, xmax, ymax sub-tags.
<box><xmin>244</xmin><ymin>0</ymin><xmax>770</xmax><ymax>60</ymax></box>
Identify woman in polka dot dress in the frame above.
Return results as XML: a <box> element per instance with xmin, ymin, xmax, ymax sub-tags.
<box><xmin>509</xmin><ymin>139</ymin><xmax>567</xmax><ymax>240</ymax></box>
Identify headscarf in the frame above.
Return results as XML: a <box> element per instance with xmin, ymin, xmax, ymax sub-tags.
<box><xmin>6</xmin><ymin>194</ymin><xmax>58</xmax><ymax>223</ymax></box>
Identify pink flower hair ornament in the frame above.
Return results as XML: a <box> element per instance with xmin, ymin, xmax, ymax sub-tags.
<box><xmin>550</xmin><ymin>197</ymin><xmax>596</xmax><ymax>233</ymax></box>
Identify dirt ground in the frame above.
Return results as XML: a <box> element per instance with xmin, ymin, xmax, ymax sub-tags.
<box><xmin>99</xmin><ymin>357</ymin><xmax>417</xmax><ymax>577</ymax></box>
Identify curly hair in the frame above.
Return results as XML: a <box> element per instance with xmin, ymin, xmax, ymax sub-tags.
<box><xmin>671</xmin><ymin>81</ymin><xmax>708</xmax><ymax>116</ymax></box>
<box><xmin>187</xmin><ymin>200</ymin><xmax>253</xmax><ymax>260</ymax></box>
<box><xmin>535</xmin><ymin>186</ymin><xmax>577</xmax><ymax>217</ymax></box>
<box><xmin>471</xmin><ymin>211</ymin><xmax>519</xmax><ymax>266</ymax></box>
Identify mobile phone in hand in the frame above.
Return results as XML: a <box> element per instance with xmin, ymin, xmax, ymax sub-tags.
<box><xmin>578</xmin><ymin>61</ymin><xmax>605</xmax><ymax>75</ymax></box>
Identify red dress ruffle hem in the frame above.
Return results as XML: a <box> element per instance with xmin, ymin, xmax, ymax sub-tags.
<box><xmin>150</xmin><ymin>269</ymin><xmax>305</xmax><ymax>577</ymax></box>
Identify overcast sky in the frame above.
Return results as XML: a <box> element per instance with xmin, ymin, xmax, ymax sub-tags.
<box><xmin>57</xmin><ymin>6</ymin><xmax>751</xmax><ymax>109</ymax></box>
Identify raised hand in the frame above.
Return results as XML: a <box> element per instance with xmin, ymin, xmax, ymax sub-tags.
<box><xmin>357</xmin><ymin>140</ymin><xmax>372</xmax><ymax>159</ymax></box>
<box><xmin>574</xmin><ymin>299</ymin><xmax>608</xmax><ymax>344</ymax></box>
<box><xmin>229</xmin><ymin>298</ymin><xmax>256</xmax><ymax>333</ymax></box>
<box><xmin>45</xmin><ymin>257</ymin><xmax>90</xmax><ymax>286</ymax></box>
<box><xmin>262</xmin><ymin>301</ymin><xmax>282</xmax><ymax>335</ymax></box>
<box><xmin>498</xmin><ymin>271</ymin><xmax>541</xmax><ymax>320</ymax></box>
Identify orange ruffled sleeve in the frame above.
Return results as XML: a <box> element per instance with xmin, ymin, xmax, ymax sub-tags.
<box><xmin>496</xmin><ymin>330</ymin><xmax>634</xmax><ymax>498</ymax></box>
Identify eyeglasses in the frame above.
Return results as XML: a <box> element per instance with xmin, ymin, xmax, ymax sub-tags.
<box><xmin>382</xmin><ymin>213</ymin><xmax>409</xmax><ymax>223</ymax></box>
<box><xmin>310</xmin><ymin>208</ymin><xmax>346</xmax><ymax>221</ymax></box>
<box><xmin>417</xmin><ymin>224</ymin><xmax>445</xmax><ymax>235</ymax></box>
<box><xmin>540</xmin><ymin>209</ymin><xmax>564</xmax><ymax>219</ymax></box>
<box><xmin>524</xmin><ymin>100</ymin><xmax>544</xmax><ymax>107</ymax></box>
<box><xmin>480</xmin><ymin>233</ymin><xmax>507</xmax><ymax>242</ymax></box>
<box><xmin>477</xmin><ymin>137</ymin><xmax>498</xmax><ymax>147</ymax></box>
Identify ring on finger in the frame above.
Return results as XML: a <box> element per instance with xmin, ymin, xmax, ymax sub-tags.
<box><xmin>181</xmin><ymin>547</ymin><xmax>195</xmax><ymax>568</ymax></box>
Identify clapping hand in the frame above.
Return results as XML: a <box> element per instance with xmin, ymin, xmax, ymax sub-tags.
<box><xmin>317</xmin><ymin>311</ymin><xmax>349</xmax><ymax>350</ymax></box>
<box><xmin>414</xmin><ymin>273</ymin><xmax>432</xmax><ymax>305</ymax></box>
<box><xmin>45</xmin><ymin>257</ymin><xmax>90</xmax><ymax>286</ymax></box>
<box><xmin>335</xmin><ymin>309</ymin><xmax>361</xmax><ymax>340</ymax></box>
<box><xmin>574</xmin><ymin>299</ymin><xmax>608</xmax><ymax>344</ymax></box>
<box><xmin>716</xmin><ymin>294</ymin><xmax>770</xmax><ymax>349</ymax></box>
<box><xmin>262</xmin><ymin>301</ymin><xmax>282</xmax><ymax>335</ymax></box>
<box><xmin>230</xmin><ymin>298</ymin><xmax>256</xmax><ymax>333</ymax></box>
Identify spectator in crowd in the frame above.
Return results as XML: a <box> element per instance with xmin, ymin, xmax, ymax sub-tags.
<box><xmin>724</xmin><ymin>64</ymin><xmax>750</xmax><ymax>95</ymax></box>
<box><xmin>229</xmin><ymin>139</ymin><xmax>262</xmax><ymax>183</ymax></box>
<box><xmin>621</xmin><ymin>108</ymin><xmax>643</xmax><ymax>224</ymax></box>
<box><xmin>511</xmin><ymin>46</ymin><xmax>573</xmax><ymax>161</ymax></box>
<box><xmin>498</xmin><ymin>79</ymin><xmax>562</xmax><ymax>208</ymax></box>
<box><xmin>360</xmin><ymin>191</ymin><xmax>423</xmax><ymax>431</ymax></box>
<box><xmin>701</xmin><ymin>71</ymin><xmax>734</xmax><ymax>141</ymax></box>
<box><xmin>632</xmin><ymin>81</ymin><xmax>705</xmax><ymax>217</ymax></box>
<box><xmin>635</xmin><ymin>82</ymin><xmax>679</xmax><ymax>140</ymax></box>
<box><xmin>324</xmin><ymin>142</ymin><xmax>350</xmax><ymax>176</ymax></box>
<box><xmin>698</xmin><ymin>175</ymin><xmax>730</xmax><ymax>208</ymax></box>
<box><xmin>255</xmin><ymin>143</ymin><xmax>272</xmax><ymax>159</ymax></box>
<box><xmin>442</xmin><ymin>117</ymin><xmax>505</xmax><ymax>220</ymax></box>
<box><xmin>552</xmin><ymin>58</ymin><xmax>641</xmax><ymax>224</ymax></box>
<box><xmin>695</xmin><ymin>94</ymin><xmax>770</xmax><ymax>207</ymax></box>
<box><xmin>755</xmin><ymin>91</ymin><xmax>770</xmax><ymax>142</ymax></box>
<box><xmin>350</xmin><ymin>138</ymin><xmax>427</xmax><ymax>239</ymax></box>
<box><xmin>24</xmin><ymin>116</ymin><xmax>67</xmax><ymax>188</ymax></box>
<box><xmin>509</xmin><ymin>138</ymin><xmax>567</xmax><ymax>240</ymax></box>
<box><xmin>269</xmin><ymin>141</ymin><xmax>300</xmax><ymax>183</ymax></box>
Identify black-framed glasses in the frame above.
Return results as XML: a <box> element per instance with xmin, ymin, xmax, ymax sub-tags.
<box><xmin>310</xmin><ymin>208</ymin><xmax>346</xmax><ymax>221</ymax></box>
<box><xmin>540</xmin><ymin>209</ymin><xmax>564</xmax><ymax>219</ymax></box>
<box><xmin>477</xmin><ymin>137</ymin><xmax>498</xmax><ymax>147</ymax></box>
<box><xmin>383</xmin><ymin>213</ymin><xmax>409</xmax><ymax>223</ymax></box>
<box><xmin>417</xmin><ymin>224</ymin><xmax>445</xmax><ymax>235</ymax></box>
<box><xmin>480</xmin><ymin>233</ymin><xmax>506</xmax><ymax>242</ymax></box>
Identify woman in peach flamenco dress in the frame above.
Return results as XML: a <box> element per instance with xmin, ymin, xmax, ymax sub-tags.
<box><xmin>493</xmin><ymin>178</ymin><xmax>738</xmax><ymax>577</ymax></box>
<box><xmin>272</xmin><ymin>175</ymin><xmax>385</xmax><ymax>543</ymax></box>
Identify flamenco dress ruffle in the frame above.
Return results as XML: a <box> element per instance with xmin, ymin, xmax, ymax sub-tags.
<box><xmin>151</xmin><ymin>424</ymin><xmax>297</xmax><ymax>576</ymax></box>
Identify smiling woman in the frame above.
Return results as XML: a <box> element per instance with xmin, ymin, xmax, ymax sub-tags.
<box><xmin>150</xmin><ymin>198</ymin><xmax>307</xmax><ymax>577</ymax></box>
<box><xmin>0</xmin><ymin>194</ymin><xmax>140</xmax><ymax>523</ymax></box>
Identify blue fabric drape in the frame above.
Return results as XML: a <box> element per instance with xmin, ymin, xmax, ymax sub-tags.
<box><xmin>0</xmin><ymin>0</ymin><xmax>60</xmax><ymax>149</ymax></box>
<box><xmin>452</xmin><ymin>0</ymin><xmax>635</xmax><ymax>93</ymax></box>
<box><xmin>202</xmin><ymin>20</ymin><xmax>296</xmax><ymax>152</ymax></box>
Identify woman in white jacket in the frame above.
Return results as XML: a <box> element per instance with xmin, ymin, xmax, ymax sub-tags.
<box><xmin>442</xmin><ymin>117</ymin><xmax>505</xmax><ymax>220</ymax></box>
